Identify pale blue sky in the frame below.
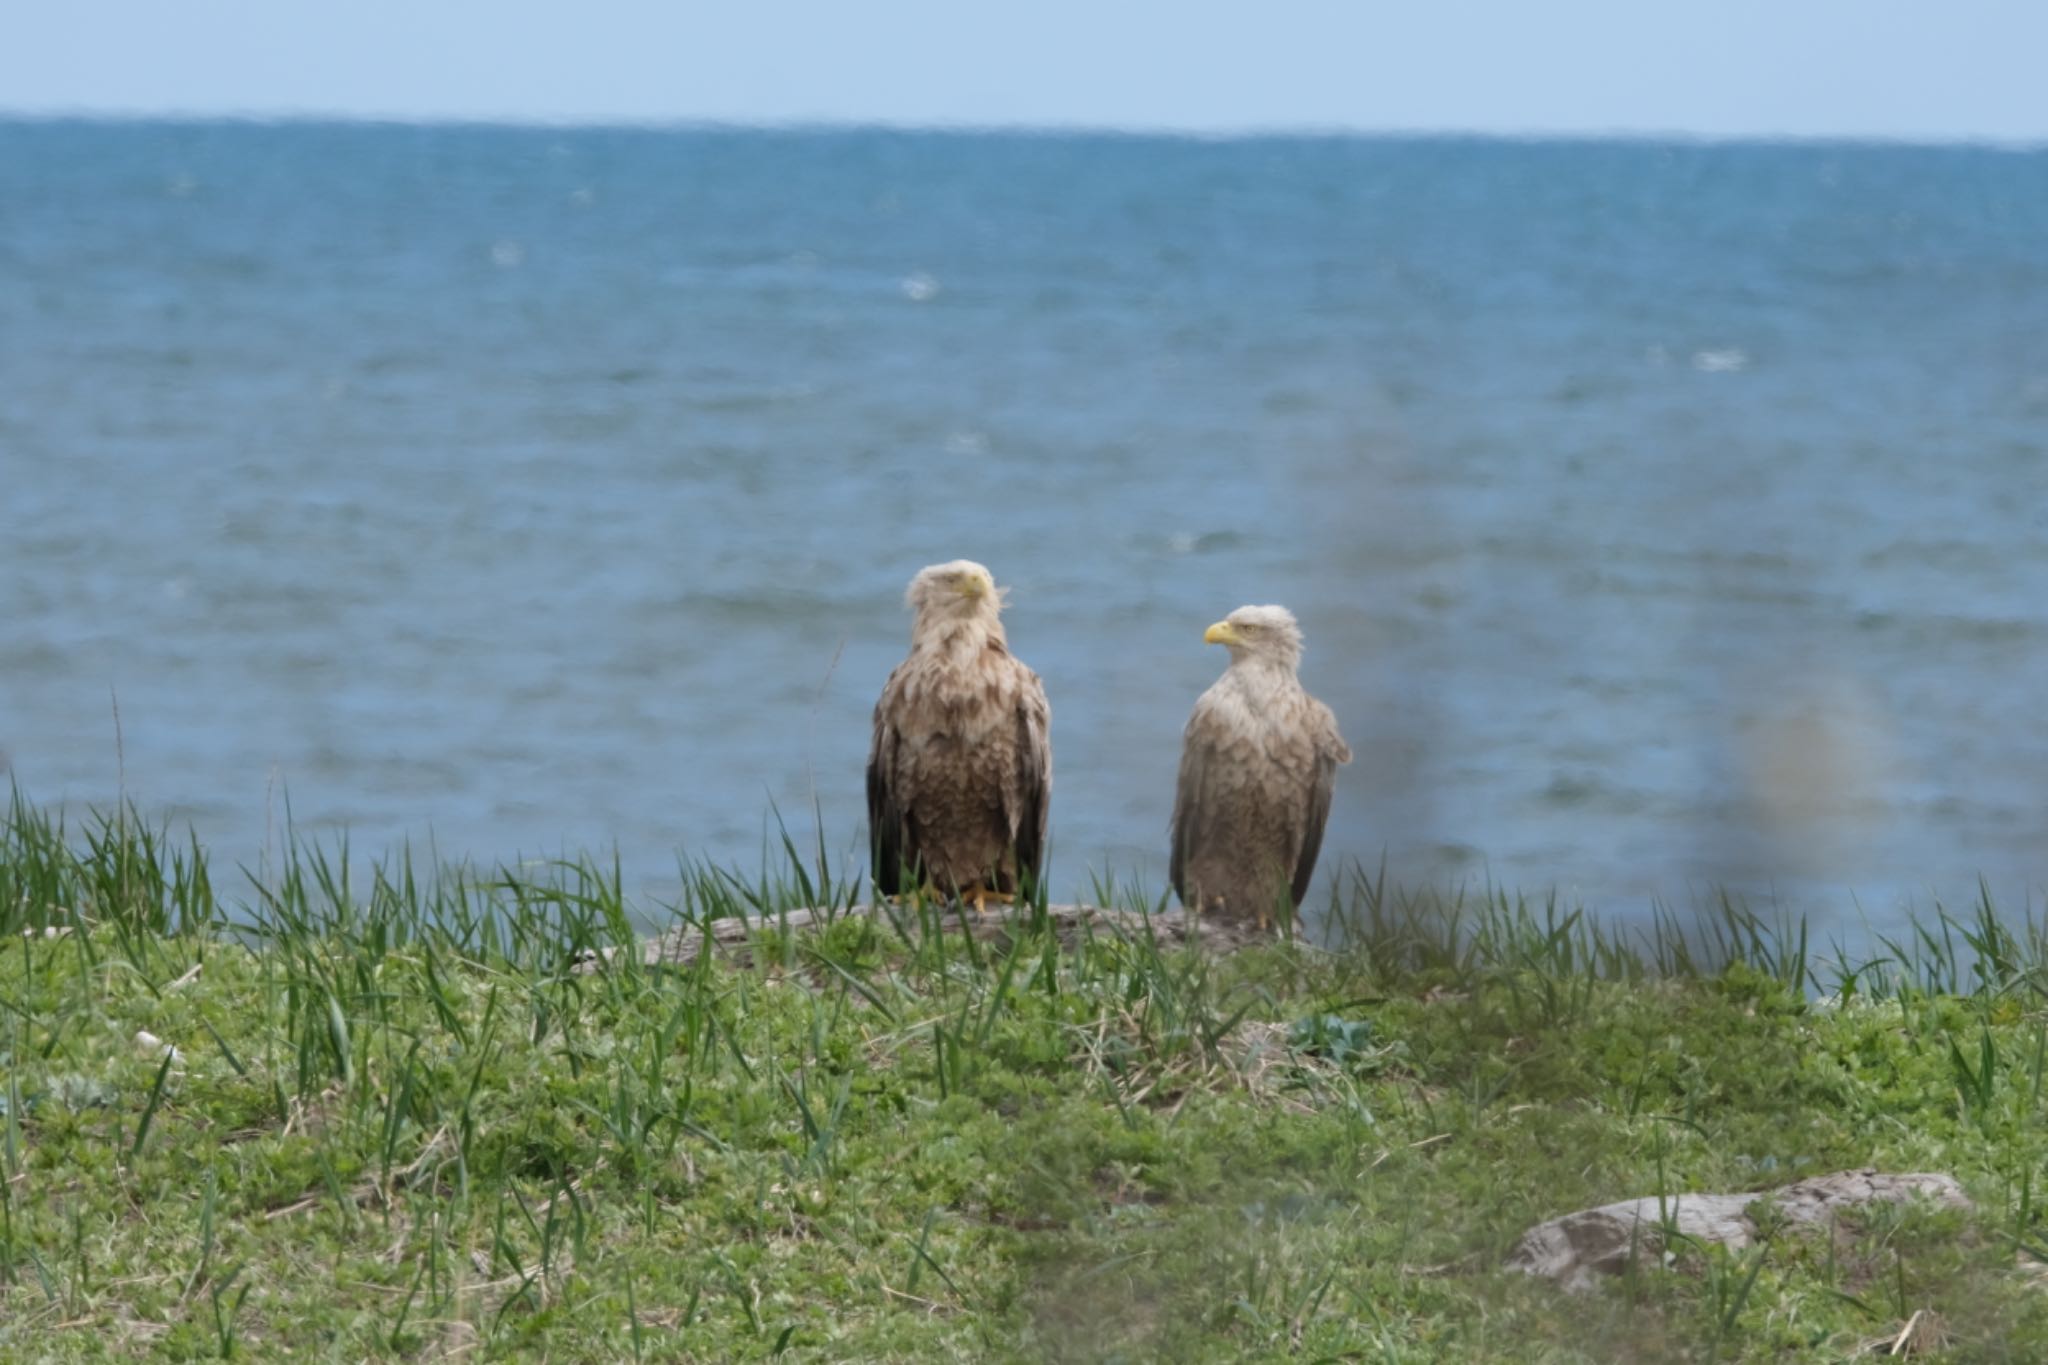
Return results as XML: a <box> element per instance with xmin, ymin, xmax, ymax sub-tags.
<box><xmin>5</xmin><ymin>0</ymin><xmax>2045</xmax><ymax>141</ymax></box>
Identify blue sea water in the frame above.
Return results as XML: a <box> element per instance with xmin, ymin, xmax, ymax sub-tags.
<box><xmin>4</xmin><ymin>120</ymin><xmax>2047</xmax><ymax>932</ymax></box>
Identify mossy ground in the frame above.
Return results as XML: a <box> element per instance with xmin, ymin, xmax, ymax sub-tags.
<box><xmin>4</xmin><ymin>799</ymin><xmax>2048</xmax><ymax>1361</ymax></box>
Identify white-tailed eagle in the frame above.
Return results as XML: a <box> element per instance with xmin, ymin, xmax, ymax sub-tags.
<box><xmin>868</xmin><ymin>561</ymin><xmax>1051</xmax><ymax>910</ymax></box>
<box><xmin>1170</xmin><ymin>604</ymin><xmax>1350</xmax><ymax>930</ymax></box>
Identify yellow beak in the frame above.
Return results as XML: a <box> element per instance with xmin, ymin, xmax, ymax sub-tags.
<box><xmin>1204</xmin><ymin>620</ymin><xmax>1239</xmax><ymax>646</ymax></box>
<box><xmin>960</xmin><ymin>575</ymin><xmax>988</xmax><ymax>599</ymax></box>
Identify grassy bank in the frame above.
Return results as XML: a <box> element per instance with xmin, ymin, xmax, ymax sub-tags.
<box><xmin>4</xmin><ymin>797</ymin><xmax>2048</xmax><ymax>1361</ymax></box>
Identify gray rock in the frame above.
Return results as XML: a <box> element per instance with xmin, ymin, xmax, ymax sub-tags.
<box><xmin>1505</xmin><ymin>1169</ymin><xmax>1970</xmax><ymax>1292</ymax></box>
<box><xmin>578</xmin><ymin>902</ymin><xmax>1284</xmax><ymax>974</ymax></box>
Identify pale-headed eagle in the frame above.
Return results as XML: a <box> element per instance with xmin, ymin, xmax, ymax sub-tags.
<box><xmin>1170</xmin><ymin>605</ymin><xmax>1350</xmax><ymax>930</ymax></box>
<box><xmin>867</xmin><ymin>561</ymin><xmax>1051</xmax><ymax>910</ymax></box>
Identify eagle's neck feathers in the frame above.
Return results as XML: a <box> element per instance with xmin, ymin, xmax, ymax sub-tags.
<box><xmin>1223</xmin><ymin>652</ymin><xmax>1300</xmax><ymax>691</ymax></box>
<box><xmin>910</xmin><ymin>612</ymin><xmax>1007</xmax><ymax>662</ymax></box>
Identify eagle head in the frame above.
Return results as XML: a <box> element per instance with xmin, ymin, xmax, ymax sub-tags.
<box><xmin>906</xmin><ymin>560</ymin><xmax>1006</xmax><ymax>622</ymax></box>
<box><xmin>1202</xmin><ymin>604</ymin><xmax>1304</xmax><ymax>668</ymax></box>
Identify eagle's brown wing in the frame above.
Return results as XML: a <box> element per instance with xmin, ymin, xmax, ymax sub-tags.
<box><xmin>1289</xmin><ymin>698</ymin><xmax>1352</xmax><ymax>908</ymax></box>
<box><xmin>1006</xmin><ymin>658</ymin><xmax>1052</xmax><ymax>894</ymax></box>
<box><xmin>866</xmin><ymin>664</ymin><xmax>914</xmax><ymax>897</ymax></box>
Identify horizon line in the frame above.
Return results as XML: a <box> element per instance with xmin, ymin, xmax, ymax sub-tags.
<box><xmin>3</xmin><ymin>106</ymin><xmax>2044</xmax><ymax>153</ymax></box>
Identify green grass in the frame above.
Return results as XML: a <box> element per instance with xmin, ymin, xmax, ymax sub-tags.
<box><xmin>5</xmin><ymin>791</ymin><xmax>2048</xmax><ymax>1361</ymax></box>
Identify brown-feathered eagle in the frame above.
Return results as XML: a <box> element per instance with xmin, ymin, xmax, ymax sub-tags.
<box><xmin>867</xmin><ymin>561</ymin><xmax>1051</xmax><ymax>910</ymax></box>
<box><xmin>1170</xmin><ymin>604</ymin><xmax>1350</xmax><ymax>930</ymax></box>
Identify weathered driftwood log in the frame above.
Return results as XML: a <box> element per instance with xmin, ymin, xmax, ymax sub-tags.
<box><xmin>584</xmin><ymin>903</ymin><xmax>1287</xmax><ymax>973</ymax></box>
<box><xmin>1505</xmin><ymin>1169</ymin><xmax>1971</xmax><ymax>1292</ymax></box>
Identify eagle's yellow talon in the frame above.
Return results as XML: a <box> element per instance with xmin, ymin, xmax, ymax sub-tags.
<box><xmin>967</xmin><ymin>885</ymin><xmax>1014</xmax><ymax>916</ymax></box>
